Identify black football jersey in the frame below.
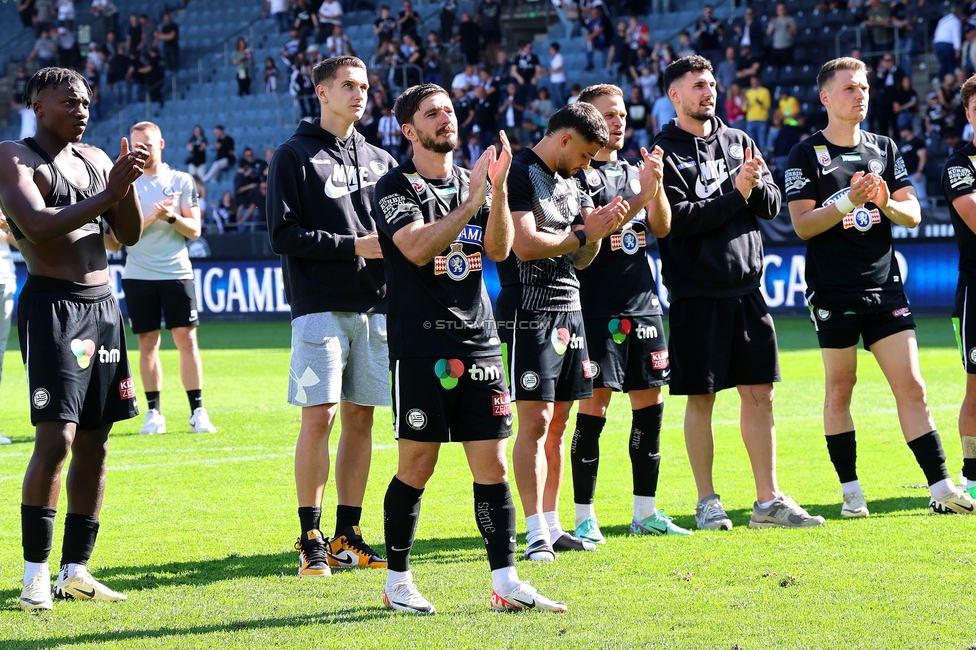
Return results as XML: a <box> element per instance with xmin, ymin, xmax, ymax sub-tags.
<box><xmin>574</xmin><ymin>157</ymin><xmax>663</xmax><ymax>318</ymax></box>
<box><xmin>784</xmin><ymin>130</ymin><xmax>912</xmax><ymax>311</ymax></box>
<box><xmin>374</xmin><ymin>160</ymin><xmax>498</xmax><ymax>360</ymax></box>
<box><xmin>497</xmin><ymin>148</ymin><xmax>594</xmax><ymax>312</ymax></box>
<box><xmin>941</xmin><ymin>141</ymin><xmax>976</xmax><ymax>285</ymax></box>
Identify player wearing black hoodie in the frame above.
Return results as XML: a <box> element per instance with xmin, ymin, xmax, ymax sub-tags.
<box><xmin>267</xmin><ymin>56</ymin><xmax>396</xmax><ymax>577</ymax></box>
<box><xmin>655</xmin><ymin>55</ymin><xmax>824</xmax><ymax>532</ymax></box>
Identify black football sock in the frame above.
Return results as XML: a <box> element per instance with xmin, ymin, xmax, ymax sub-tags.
<box><xmin>187</xmin><ymin>389</ymin><xmax>202</xmax><ymax>411</ymax></box>
<box><xmin>22</xmin><ymin>505</ymin><xmax>56</xmax><ymax>563</ymax></box>
<box><xmin>631</xmin><ymin>403</ymin><xmax>664</xmax><ymax>497</ymax></box>
<box><xmin>334</xmin><ymin>505</ymin><xmax>362</xmax><ymax>538</ymax></box>
<box><xmin>146</xmin><ymin>391</ymin><xmax>160</xmax><ymax>412</ymax></box>
<box><xmin>298</xmin><ymin>506</ymin><xmax>322</xmax><ymax>539</ymax></box>
<box><xmin>384</xmin><ymin>476</ymin><xmax>423</xmax><ymax>573</ymax></box>
<box><xmin>964</xmin><ymin>458</ymin><xmax>976</xmax><ymax>482</ymax></box>
<box><xmin>60</xmin><ymin>514</ymin><xmax>99</xmax><ymax>567</ymax></box>
<box><xmin>571</xmin><ymin>413</ymin><xmax>606</xmax><ymax>504</ymax></box>
<box><xmin>825</xmin><ymin>430</ymin><xmax>858</xmax><ymax>484</ymax></box>
<box><xmin>908</xmin><ymin>431</ymin><xmax>951</xmax><ymax>486</ymax></box>
<box><xmin>473</xmin><ymin>482</ymin><xmax>516</xmax><ymax>571</ymax></box>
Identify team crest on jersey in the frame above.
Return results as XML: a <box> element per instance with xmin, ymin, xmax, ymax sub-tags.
<box><xmin>629</xmin><ymin>178</ymin><xmax>641</xmax><ymax>194</ymax></box>
<box><xmin>843</xmin><ymin>206</ymin><xmax>881</xmax><ymax>231</ymax></box>
<box><xmin>816</xmin><ymin>308</ymin><xmax>830</xmax><ymax>321</ymax></box>
<box><xmin>585</xmin><ymin>167</ymin><xmax>601</xmax><ymax>186</ymax></box>
<box><xmin>814</xmin><ymin>145</ymin><xmax>831</xmax><ymax>166</ymax></box>
<box><xmin>868</xmin><ymin>159</ymin><xmax>885</xmax><ymax>175</ymax></box>
<box><xmin>434</xmin><ymin>243</ymin><xmax>482</xmax><ymax>280</ymax></box>
<box><xmin>370</xmin><ymin>160</ymin><xmax>388</xmax><ymax>175</ymax></box>
<box><xmin>728</xmin><ymin>144</ymin><xmax>744</xmax><ymax>159</ymax></box>
<box><xmin>404</xmin><ymin>172</ymin><xmax>426</xmax><ymax>194</ymax></box>
<box><xmin>949</xmin><ymin>165</ymin><xmax>976</xmax><ymax>189</ymax></box>
<box><xmin>610</xmin><ymin>227</ymin><xmax>646</xmax><ymax>254</ymax></box>
<box><xmin>969</xmin><ymin>347</ymin><xmax>976</xmax><ymax>365</ymax></box>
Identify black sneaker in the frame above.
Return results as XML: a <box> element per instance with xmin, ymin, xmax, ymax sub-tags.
<box><xmin>328</xmin><ymin>526</ymin><xmax>387</xmax><ymax>569</ymax></box>
<box><xmin>295</xmin><ymin>529</ymin><xmax>331</xmax><ymax>576</ymax></box>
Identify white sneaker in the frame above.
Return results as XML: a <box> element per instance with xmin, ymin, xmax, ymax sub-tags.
<box><xmin>841</xmin><ymin>491</ymin><xmax>869</xmax><ymax>518</ymax></box>
<box><xmin>188</xmin><ymin>407</ymin><xmax>217</xmax><ymax>434</ymax></box>
<box><xmin>383</xmin><ymin>581</ymin><xmax>435</xmax><ymax>614</ymax></box>
<box><xmin>139</xmin><ymin>409</ymin><xmax>167</xmax><ymax>435</ymax></box>
<box><xmin>491</xmin><ymin>581</ymin><xmax>567</xmax><ymax>613</ymax></box>
<box><xmin>0</xmin><ymin>434</ymin><xmax>11</xmax><ymax>445</ymax></box>
<box><xmin>53</xmin><ymin>565</ymin><xmax>126</xmax><ymax>602</ymax></box>
<box><xmin>20</xmin><ymin>573</ymin><xmax>53</xmax><ymax>610</ymax></box>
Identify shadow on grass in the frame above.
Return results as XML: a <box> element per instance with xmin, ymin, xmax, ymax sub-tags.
<box><xmin>4</xmin><ymin>608</ymin><xmax>389</xmax><ymax>648</ymax></box>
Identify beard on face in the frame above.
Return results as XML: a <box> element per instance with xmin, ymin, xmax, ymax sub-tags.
<box><xmin>683</xmin><ymin>102</ymin><xmax>715</xmax><ymax>123</ymax></box>
<box><xmin>554</xmin><ymin>152</ymin><xmax>576</xmax><ymax>178</ymax></box>
<box><xmin>418</xmin><ymin>126</ymin><xmax>459</xmax><ymax>154</ymax></box>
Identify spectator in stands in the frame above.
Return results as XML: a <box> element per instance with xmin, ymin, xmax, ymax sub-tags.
<box><xmin>676</xmin><ymin>30</ymin><xmax>696</xmax><ymax>59</ymax></box>
<box><xmin>265</xmin><ymin>57</ymin><xmax>280</xmax><ymax>93</ymax></box>
<box><xmin>715</xmin><ymin>46</ymin><xmax>737</xmax><ymax>117</ymax></box>
<box><xmin>234</xmin><ymin>148</ymin><xmax>264</xmax><ymax>211</ymax></box>
<box><xmin>513</xmin><ymin>41</ymin><xmax>541</xmax><ymax>100</ymax></box>
<box><xmin>27</xmin><ymin>27</ymin><xmax>59</xmax><ymax>70</ymax></box>
<box><xmin>202</xmin><ymin>125</ymin><xmax>236</xmax><ymax>183</ymax></box>
<box><xmin>290</xmin><ymin>52</ymin><xmax>316</xmax><ymax>118</ymax></box>
<box><xmin>83</xmin><ymin>60</ymin><xmax>101</xmax><ymax>121</ymax></box>
<box><xmin>655</xmin><ymin>42</ymin><xmax>676</xmax><ymax>77</ymax></box>
<box><xmin>18</xmin><ymin>0</ymin><xmax>34</xmax><ymax>30</ymax></box>
<box><xmin>733</xmin><ymin>6</ymin><xmax>764</xmax><ymax>58</ymax></box>
<box><xmin>933</xmin><ymin>5</ymin><xmax>965</xmax><ymax>83</ymax></box>
<box><xmin>399</xmin><ymin>33</ymin><xmax>423</xmax><ymax>87</ymax></box>
<box><xmin>552</xmin><ymin>0</ymin><xmax>578</xmax><ymax>39</ymax></box>
<box><xmin>282</xmin><ymin>28</ymin><xmax>305</xmax><ymax>65</ymax></box>
<box><xmin>926</xmin><ymin>90</ymin><xmax>946</xmax><ymax>137</ymax></box>
<box><xmin>627</xmin><ymin>15</ymin><xmax>649</xmax><ymax>52</ymax></box>
<box><xmin>377</xmin><ymin>104</ymin><xmax>402</xmax><ymax>159</ymax></box>
<box><xmin>107</xmin><ymin>42</ymin><xmax>129</xmax><ymax>104</ymax></box>
<box><xmin>725</xmin><ymin>81</ymin><xmax>745</xmax><ymax>129</ymax></box>
<box><xmin>292</xmin><ymin>0</ymin><xmax>315</xmax><ymax>41</ymax></box>
<box><xmin>695</xmin><ymin>4</ymin><xmax>723</xmax><ymax>65</ymax></box>
<box><xmin>157</xmin><ymin>12</ymin><xmax>179</xmax><ymax>72</ymax></box>
<box><xmin>56</xmin><ymin>0</ymin><xmax>75</xmax><ymax>30</ymax></box>
<box><xmin>583</xmin><ymin>6</ymin><xmax>609</xmax><ymax>72</ymax></box>
<box><xmin>872</xmin><ymin>52</ymin><xmax>905</xmax><ymax>137</ymax></box>
<box><xmin>635</xmin><ymin>65</ymin><xmax>657</xmax><ymax>102</ymax></box>
<box><xmin>10</xmin><ymin>68</ymin><xmax>35</xmax><ymax>139</ymax></box>
<box><xmin>605</xmin><ymin>21</ymin><xmax>629</xmax><ymax>82</ymax></box>
<box><xmin>315</xmin><ymin>0</ymin><xmax>342</xmax><ymax>45</ymax></box>
<box><xmin>477</xmin><ymin>0</ymin><xmax>501</xmax><ymax>64</ymax></box>
<box><xmin>212</xmin><ymin>191</ymin><xmax>236</xmax><ymax>233</ymax></box>
<box><xmin>398</xmin><ymin>0</ymin><xmax>421</xmax><ymax>41</ymax></box>
<box><xmin>490</xmin><ymin>49</ymin><xmax>513</xmax><ymax>89</ymax></box>
<box><xmin>139</xmin><ymin>14</ymin><xmax>155</xmax><ymax>57</ymax></box>
<box><xmin>452</xmin><ymin>85</ymin><xmax>475</xmax><ymax>142</ymax></box>
<box><xmin>264</xmin><ymin>0</ymin><xmax>293</xmax><ymax>34</ymax></box>
<box><xmin>124</xmin><ymin>12</ymin><xmax>141</xmax><ymax>55</ymax></box>
<box><xmin>472</xmin><ymin>85</ymin><xmax>496</xmax><ymax>148</ymax></box>
<box><xmin>326</xmin><ymin>25</ymin><xmax>355</xmax><ymax>57</ymax></box>
<box><xmin>649</xmin><ymin>86</ymin><xmax>676</xmax><ymax>134</ymax></box>
<box><xmin>898</xmin><ymin>124</ymin><xmax>928</xmax><ymax>207</ymax></box>
<box><xmin>766</xmin><ymin>2</ymin><xmax>796</xmax><ymax>68</ymax></box>
<box><xmin>90</xmin><ymin>0</ymin><xmax>118</xmax><ymax>41</ymax></box>
<box><xmin>451</xmin><ymin>62</ymin><xmax>479</xmax><ymax>98</ymax></box>
<box><xmin>772</xmin><ymin>111</ymin><xmax>805</xmax><ymax>174</ymax></box>
<box><xmin>893</xmin><ymin>0</ymin><xmax>924</xmax><ymax>74</ymax></box>
<box><xmin>55</xmin><ymin>26</ymin><xmax>78</xmax><ymax>69</ymax></box>
<box><xmin>735</xmin><ymin>44</ymin><xmax>761</xmax><ymax>81</ymax></box>
<box><xmin>496</xmin><ymin>81</ymin><xmax>524</xmax><ymax>145</ymax></box>
<box><xmin>530</xmin><ymin>86</ymin><xmax>554</xmax><ymax>130</ymax></box>
<box><xmin>186</xmin><ymin>125</ymin><xmax>208</xmax><ymax>179</ymax></box>
<box><xmin>624</xmin><ymin>85</ymin><xmax>650</xmax><ymax>150</ymax></box>
<box><xmin>862</xmin><ymin>0</ymin><xmax>894</xmax><ymax>54</ymax></box>
<box><xmin>375</xmin><ymin>5</ymin><xmax>396</xmax><ymax>45</ymax></box>
<box><xmin>423</xmin><ymin>31</ymin><xmax>444</xmax><ymax>85</ymax></box>
<box><xmin>892</xmin><ymin>70</ymin><xmax>919</xmax><ymax>132</ymax></box>
<box><xmin>962</xmin><ymin>22</ymin><xmax>976</xmax><ymax>76</ymax></box>
<box><xmin>455</xmin><ymin>13</ymin><xmax>481</xmax><ymax>67</ymax></box>
<box><xmin>125</xmin><ymin>48</ymin><xmax>143</xmax><ymax>101</ymax></box>
<box><xmin>743</xmin><ymin>75</ymin><xmax>771</xmax><ymax>151</ymax></box>
<box><xmin>439</xmin><ymin>0</ymin><xmax>456</xmax><ymax>42</ymax></box>
<box><xmin>238</xmin><ymin>181</ymin><xmax>268</xmax><ymax>230</ymax></box>
<box><xmin>547</xmin><ymin>42</ymin><xmax>567</xmax><ymax>108</ymax></box>
<box><xmin>567</xmin><ymin>83</ymin><xmax>581</xmax><ymax>104</ymax></box>
<box><xmin>233</xmin><ymin>38</ymin><xmax>254</xmax><ymax>96</ymax></box>
<box><xmin>140</xmin><ymin>48</ymin><xmax>166</xmax><ymax>108</ymax></box>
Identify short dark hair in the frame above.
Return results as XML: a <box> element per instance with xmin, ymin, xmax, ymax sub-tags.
<box><xmin>215</xmin><ymin>124</ymin><xmax>225</xmax><ymax>131</ymax></box>
<box><xmin>312</xmin><ymin>56</ymin><xmax>367</xmax><ymax>87</ymax></box>
<box><xmin>961</xmin><ymin>73</ymin><xmax>976</xmax><ymax>109</ymax></box>
<box><xmin>26</xmin><ymin>67</ymin><xmax>91</xmax><ymax>105</ymax></box>
<box><xmin>577</xmin><ymin>84</ymin><xmax>623</xmax><ymax>105</ymax></box>
<box><xmin>545</xmin><ymin>102</ymin><xmax>608</xmax><ymax>146</ymax></box>
<box><xmin>662</xmin><ymin>55</ymin><xmax>713</xmax><ymax>92</ymax></box>
<box><xmin>393</xmin><ymin>83</ymin><xmax>449</xmax><ymax>125</ymax></box>
<box><xmin>817</xmin><ymin>57</ymin><xmax>866</xmax><ymax>90</ymax></box>
<box><xmin>550</xmin><ymin>41</ymin><xmax>560</xmax><ymax>52</ymax></box>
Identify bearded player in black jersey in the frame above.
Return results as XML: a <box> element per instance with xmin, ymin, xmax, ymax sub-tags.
<box><xmin>568</xmin><ymin>84</ymin><xmax>692</xmax><ymax>543</ymax></box>
<box><xmin>0</xmin><ymin>67</ymin><xmax>147</xmax><ymax>610</ymax></box>
<box><xmin>372</xmin><ymin>84</ymin><xmax>566</xmax><ymax>614</ymax></box>
<box><xmin>787</xmin><ymin>57</ymin><xmax>976</xmax><ymax>516</ymax></box>
<box><xmin>940</xmin><ymin>73</ymin><xmax>976</xmax><ymax>507</ymax></box>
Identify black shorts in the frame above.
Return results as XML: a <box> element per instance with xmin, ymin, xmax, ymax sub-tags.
<box><xmin>121</xmin><ymin>278</ymin><xmax>199</xmax><ymax>334</ymax></box>
<box><xmin>668</xmin><ymin>290</ymin><xmax>781</xmax><ymax>395</ymax></box>
<box><xmin>584</xmin><ymin>314</ymin><xmax>669</xmax><ymax>392</ymax></box>
<box><xmin>391</xmin><ymin>355</ymin><xmax>513</xmax><ymax>443</ymax></box>
<box><xmin>18</xmin><ymin>276</ymin><xmax>139</xmax><ymax>428</ymax></box>
<box><xmin>812</xmin><ymin>300</ymin><xmax>915</xmax><ymax>351</ymax></box>
<box><xmin>953</xmin><ymin>283</ymin><xmax>976</xmax><ymax>373</ymax></box>
<box><xmin>497</xmin><ymin>308</ymin><xmax>593</xmax><ymax>402</ymax></box>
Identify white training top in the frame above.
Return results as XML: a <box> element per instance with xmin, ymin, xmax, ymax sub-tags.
<box><xmin>125</xmin><ymin>163</ymin><xmax>197</xmax><ymax>281</ymax></box>
<box><xmin>0</xmin><ymin>239</ymin><xmax>16</xmax><ymax>285</ymax></box>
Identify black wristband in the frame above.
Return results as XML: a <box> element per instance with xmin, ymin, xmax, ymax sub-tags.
<box><xmin>573</xmin><ymin>229</ymin><xmax>586</xmax><ymax>248</ymax></box>
<box><xmin>167</xmin><ymin>216</ymin><xmax>177</xmax><ymax>224</ymax></box>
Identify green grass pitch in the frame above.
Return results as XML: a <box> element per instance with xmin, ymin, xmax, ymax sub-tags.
<box><xmin>0</xmin><ymin>317</ymin><xmax>974</xmax><ymax>649</ymax></box>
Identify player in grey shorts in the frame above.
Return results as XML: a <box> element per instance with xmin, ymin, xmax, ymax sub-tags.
<box><xmin>106</xmin><ymin>121</ymin><xmax>216</xmax><ymax>436</ymax></box>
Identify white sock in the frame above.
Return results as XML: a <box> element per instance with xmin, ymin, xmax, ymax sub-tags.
<box><xmin>968</xmin><ymin>478</ymin><xmax>976</xmax><ymax>490</ymax></box>
<box><xmin>386</xmin><ymin>569</ymin><xmax>411</xmax><ymax>590</ymax></box>
<box><xmin>841</xmin><ymin>480</ymin><xmax>862</xmax><ymax>495</ymax></box>
<box><xmin>525</xmin><ymin>514</ymin><xmax>547</xmax><ymax>546</ymax></box>
<box><xmin>24</xmin><ymin>561</ymin><xmax>48</xmax><ymax>587</ymax></box>
<box><xmin>63</xmin><ymin>563</ymin><xmax>86</xmax><ymax>579</ymax></box>
<box><xmin>543</xmin><ymin>510</ymin><xmax>563</xmax><ymax>542</ymax></box>
<box><xmin>574</xmin><ymin>503</ymin><xmax>595</xmax><ymax>527</ymax></box>
<box><xmin>757</xmin><ymin>494</ymin><xmax>780</xmax><ymax>509</ymax></box>
<box><xmin>491</xmin><ymin>566</ymin><xmax>519</xmax><ymax>594</ymax></box>
<box><xmin>633</xmin><ymin>496</ymin><xmax>657</xmax><ymax>521</ymax></box>
<box><xmin>930</xmin><ymin>478</ymin><xmax>955</xmax><ymax>501</ymax></box>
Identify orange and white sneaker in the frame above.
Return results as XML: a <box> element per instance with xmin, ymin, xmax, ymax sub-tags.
<box><xmin>328</xmin><ymin>526</ymin><xmax>387</xmax><ymax>569</ymax></box>
<box><xmin>491</xmin><ymin>581</ymin><xmax>567</xmax><ymax>613</ymax></box>
<box><xmin>295</xmin><ymin>530</ymin><xmax>331</xmax><ymax>577</ymax></box>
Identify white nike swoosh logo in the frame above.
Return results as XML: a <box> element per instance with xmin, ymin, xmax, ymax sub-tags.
<box><xmin>325</xmin><ymin>176</ymin><xmax>376</xmax><ymax>199</ymax></box>
<box><xmin>331</xmin><ymin>550</ymin><xmax>358</xmax><ymax>565</ymax></box>
<box><xmin>391</xmin><ymin>545</ymin><xmax>410</xmax><ymax>552</ymax></box>
<box><xmin>581</xmin><ymin>457</ymin><xmax>597</xmax><ymax>464</ymax></box>
<box><xmin>821</xmin><ymin>166</ymin><xmax>838</xmax><ymax>175</ymax></box>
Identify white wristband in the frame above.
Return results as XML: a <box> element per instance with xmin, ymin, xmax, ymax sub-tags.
<box><xmin>833</xmin><ymin>194</ymin><xmax>855</xmax><ymax>216</ymax></box>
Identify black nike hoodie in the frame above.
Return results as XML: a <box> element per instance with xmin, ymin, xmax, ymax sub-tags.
<box><xmin>267</xmin><ymin>120</ymin><xmax>397</xmax><ymax>317</ymax></box>
<box><xmin>653</xmin><ymin>116</ymin><xmax>781</xmax><ymax>301</ymax></box>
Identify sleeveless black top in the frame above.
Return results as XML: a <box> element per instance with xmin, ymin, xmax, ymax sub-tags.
<box><xmin>10</xmin><ymin>138</ymin><xmax>106</xmax><ymax>241</ymax></box>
